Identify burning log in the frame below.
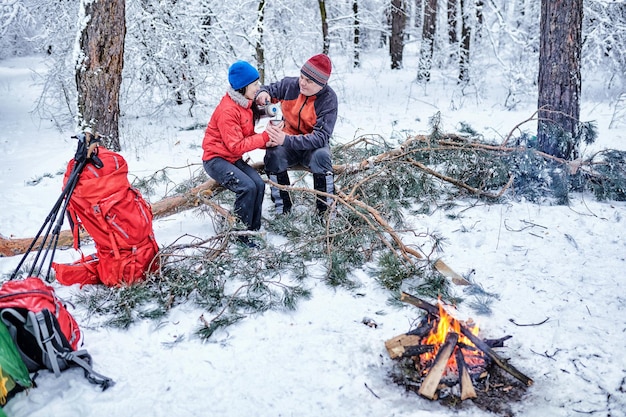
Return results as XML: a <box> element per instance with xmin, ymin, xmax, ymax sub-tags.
<box><xmin>459</xmin><ymin>325</ymin><xmax>533</xmax><ymax>387</ymax></box>
<box><xmin>399</xmin><ymin>291</ymin><xmax>534</xmax><ymax>387</ymax></box>
<box><xmin>455</xmin><ymin>348</ymin><xmax>478</xmax><ymax>400</ymax></box>
<box><xmin>402</xmin><ymin>345</ymin><xmax>435</xmax><ymax>358</ymax></box>
<box><xmin>418</xmin><ymin>332</ymin><xmax>459</xmax><ymax>400</ymax></box>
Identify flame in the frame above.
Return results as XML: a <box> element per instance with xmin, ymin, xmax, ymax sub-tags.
<box><xmin>420</xmin><ymin>301</ymin><xmax>483</xmax><ymax>374</ymax></box>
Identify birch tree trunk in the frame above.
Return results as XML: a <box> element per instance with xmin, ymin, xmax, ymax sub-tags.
<box><xmin>418</xmin><ymin>0</ymin><xmax>437</xmax><ymax>81</ymax></box>
<box><xmin>459</xmin><ymin>0</ymin><xmax>471</xmax><ymax>82</ymax></box>
<box><xmin>255</xmin><ymin>0</ymin><xmax>267</xmax><ymax>84</ymax></box>
<box><xmin>319</xmin><ymin>0</ymin><xmax>330</xmax><ymax>54</ymax></box>
<box><xmin>353</xmin><ymin>0</ymin><xmax>361</xmax><ymax>68</ymax></box>
<box><xmin>447</xmin><ymin>0</ymin><xmax>458</xmax><ymax>44</ymax></box>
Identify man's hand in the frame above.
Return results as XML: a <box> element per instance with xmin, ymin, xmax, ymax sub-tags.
<box><xmin>265</xmin><ymin>121</ymin><xmax>286</xmax><ymax>147</ymax></box>
<box><xmin>256</xmin><ymin>91</ymin><xmax>271</xmax><ymax>106</ymax></box>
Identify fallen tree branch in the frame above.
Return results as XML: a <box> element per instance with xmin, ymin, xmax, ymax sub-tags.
<box><xmin>0</xmin><ymin>131</ymin><xmax>579</xmax><ymax>258</ymax></box>
<box><xmin>266</xmin><ymin>180</ymin><xmax>470</xmax><ymax>285</ymax></box>
<box><xmin>0</xmin><ymin>177</ymin><xmax>227</xmax><ymax>257</ymax></box>
<box><xmin>407</xmin><ymin>158</ymin><xmax>514</xmax><ymax>199</ymax></box>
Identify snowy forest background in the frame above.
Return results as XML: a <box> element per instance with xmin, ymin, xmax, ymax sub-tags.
<box><xmin>1</xmin><ymin>0</ymin><xmax>625</xmax><ymax>137</ymax></box>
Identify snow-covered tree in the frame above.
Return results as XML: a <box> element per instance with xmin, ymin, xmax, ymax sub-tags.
<box><xmin>2</xmin><ymin>0</ymin><xmax>624</xmax><ymax>145</ymax></box>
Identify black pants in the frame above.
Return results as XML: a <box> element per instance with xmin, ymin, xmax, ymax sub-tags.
<box><xmin>203</xmin><ymin>158</ymin><xmax>265</xmax><ymax>230</ymax></box>
<box><xmin>265</xmin><ymin>146</ymin><xmax>334</xmax><ymax>214</ymax></box>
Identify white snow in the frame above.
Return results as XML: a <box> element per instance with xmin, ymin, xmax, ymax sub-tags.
<box><xmin>1</xmin><ymin>53</ymin><xmax>625</xmax><ymax>417</ymax></box>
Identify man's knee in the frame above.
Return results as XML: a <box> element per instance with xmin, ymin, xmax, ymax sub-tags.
<box><xmin>264</xmin><ymin>147</ymin><xmax>288</xmax><ymax>173</ymax></box>
<box><xmin>309</xmin><ymin>148</ymin><xmax>333</xmax><ymax>174</ymax></box>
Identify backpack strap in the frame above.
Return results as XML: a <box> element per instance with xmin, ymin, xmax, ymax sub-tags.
<box><xmin>34</xmin><ymin>310</ymin><xmax>114</xmax><ymax>390</ymax></box>
<box><xmin>59</xmin><ymin>349</ymin><xmax>115</xmax><ymax>389</ymax></box>
<box><xmin>32</xmin><ymin>310</ymin><xmax>69</xmax><ymax>377</ymax></box>
<box><xmin>65</xmin><ymin>207</ymin><xmax>81</xmax><ymax>251</ymax></box>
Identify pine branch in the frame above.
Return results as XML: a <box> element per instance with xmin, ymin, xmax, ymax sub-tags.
<box><xmin>265</xmin><ymin>179</ymin><xmax>470</xmax><ymax>285</ymax></box>
<box><xmin>406</xmin><ymin>158</ymin><xmax>514</xmax><ymax>199</ymax></box>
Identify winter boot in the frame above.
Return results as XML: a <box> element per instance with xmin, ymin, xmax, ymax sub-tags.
<box><xmin>313</xmin><ymin>172</ymin><xmax>334</xmax><ymax>215</ymax></box>
<box><xmin>268</xmin><ymin>171</ymin><xmax>292</xmax><ymax>215</ymax></box>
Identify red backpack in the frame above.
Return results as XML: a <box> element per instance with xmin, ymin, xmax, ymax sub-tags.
<box><xmin>0</xmin><ymin>277</ymin><xmax>113</xmax><ymax>389</ymax></box>
<box><xmin>52</xmin><ymin>147</ymin><xmax>159</xmax><ymax>287</ymax></box>
<box><xmin>0</xmin><ymin>278</ymin><xmax>81</xmax><ymax>349</ymax></box>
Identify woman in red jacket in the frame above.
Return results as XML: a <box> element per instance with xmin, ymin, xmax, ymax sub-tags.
<box><xmin>202</xmin><ymin>61</ymin><xmax>270</xmax><ymax>246</ymax></box>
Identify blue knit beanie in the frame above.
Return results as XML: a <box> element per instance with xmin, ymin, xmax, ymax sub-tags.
<box><xmin>228</xmin><ymin>61</ymin><xmax>260</xmax><ymax>90</ymax></box>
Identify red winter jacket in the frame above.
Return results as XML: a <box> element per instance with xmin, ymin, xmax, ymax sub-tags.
<box><xmin>202</xmin><ymin>90</ymin><xmax>269</xmax><ymax>163</ymax></box>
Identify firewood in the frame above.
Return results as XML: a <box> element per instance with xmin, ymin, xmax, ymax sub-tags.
<box><xmin>455</xmin><ymin>348</ymin><xmax>477</xmax><ymax>400</ymax></box>
<box><xmin>385</xmin><ymin>334</ymin><xmax>423</xmax><ymax>359</ymax></box>
<box><xmin>400</xmin><ymin>292</ymin><xmax>440</xmax><ymax>316</ymax></box>
<box><xmin>402</xmin><ymin>344</ymin><xmax>435</xmax><ymax>358</ymax></box>
<box><xmin>399</xmin><ymin>292</ymin><xmax>534</xmax><ymax>387</ymax></box>
<box><xmin>418</xmin><ymin>332</ymin><xmax>459</xmax><ymax>400</ymax></box>
<box><xmin>406</xmin><ymin>316</ymin><xmax>436</xmax><ymax>338</ymax></box>
<box><xmin>459</xmin><ymin>326</ymin><xmax>533</xmax><ymax>387</ymax></box>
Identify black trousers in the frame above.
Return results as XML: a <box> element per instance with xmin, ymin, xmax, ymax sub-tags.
<box><xmin>203</xmin><ymin>157</ymin><xmax>265</xmax><ymax>230</ymax></box>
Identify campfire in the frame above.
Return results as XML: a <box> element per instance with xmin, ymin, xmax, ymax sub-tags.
<box><xmin>385</xmin><ymin>292</ymin><xmax>533</xmax><ymax>402</ymax></box>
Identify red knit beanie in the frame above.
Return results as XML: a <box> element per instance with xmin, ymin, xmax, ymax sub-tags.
<box><xmin>301</xmin><ymin>54</ymin><xmax>332</xmax><ymax>86</ymax></box>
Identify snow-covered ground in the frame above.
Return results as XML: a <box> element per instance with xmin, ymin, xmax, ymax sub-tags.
<box><xmin>1</xmin><ymin>54</ymin><xmax>625</xmax><ymax>417</ymax></box>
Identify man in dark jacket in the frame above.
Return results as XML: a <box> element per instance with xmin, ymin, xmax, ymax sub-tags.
<box><xmin>256</xmin><ymin>54</ymin><xmax>338</xmax><ymax>216</ymax></box>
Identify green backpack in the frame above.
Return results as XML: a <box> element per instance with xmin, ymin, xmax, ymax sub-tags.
<box><xmin>0</xmin><ymin>319</ymin><xmax>31</xmax><ymax>409</ymax></box>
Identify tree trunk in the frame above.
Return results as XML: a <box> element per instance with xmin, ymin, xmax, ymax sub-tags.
<box><xmin>537</xmin><ymin>0</ymin><xmax>583</xmax><ymax>160</ymax></box>
<box><xmin>414</xmin><ymin>0</ymin><xmax>423</xmax><ymax>33</ymax></box>
<box><xmin>353</xmin><ymin>0</ymin><xmax>361</xmax><ymax>68</ymax></box>
<box><xmin>255</xmin><ymin>0</ymin><xmax>266</xmax><ymax>84</ymax></box>
<box><xmin>459</xmin><ymin>0</ymin><xmax>471</xmax><ymax>82</ymax></box>
<box><xmin>418</xmin><ymin>0</ymin><xmax>437</xmax><ymax>81</ymax></box>
<box><xmin>199</xmin><ymin>12</ymin><xmax>212</xmax><ymax>65</ymax></box>
<box><xmin>475</xmin><ymin>0</ymin><xmax>483</xmax><ymax>38</ymax></box>
<box><xmin>75</xmin><ymin>0</ymin><xmax>125</xmax><ymax>152</ymax></box>
<box><xmin>0</xmin><ymin>133</ymin><xmax>502</xmax><ymax>259</ymax></box>
<box><xmin>319</xmin><ymin>0</ymin><xmax>330</xmax><ymax>54</ymax></box>
<box><xmin>447</xmin><ymin>0</ymin><xmax>458</xmax><ymax>44</ymax></box>
<box><xmin>390</xmin><ymin>0</ymin><xmax>407</xmax><ymax>69</ymax></box>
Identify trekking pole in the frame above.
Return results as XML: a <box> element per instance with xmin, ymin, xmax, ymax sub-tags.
<box><xmin>9</xmin><ymin>160</ymin><xmax>85</xmax><ymax>280</ymax></box>
<box><xmin>10</xmin><ymin>133</ymin><xmax>102</xmax><ymax>281</ymax></box>
<box><xmin>36</xmin><ymin>158</ymin><xmax>89</xmax><ymax>281</ymax></box>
